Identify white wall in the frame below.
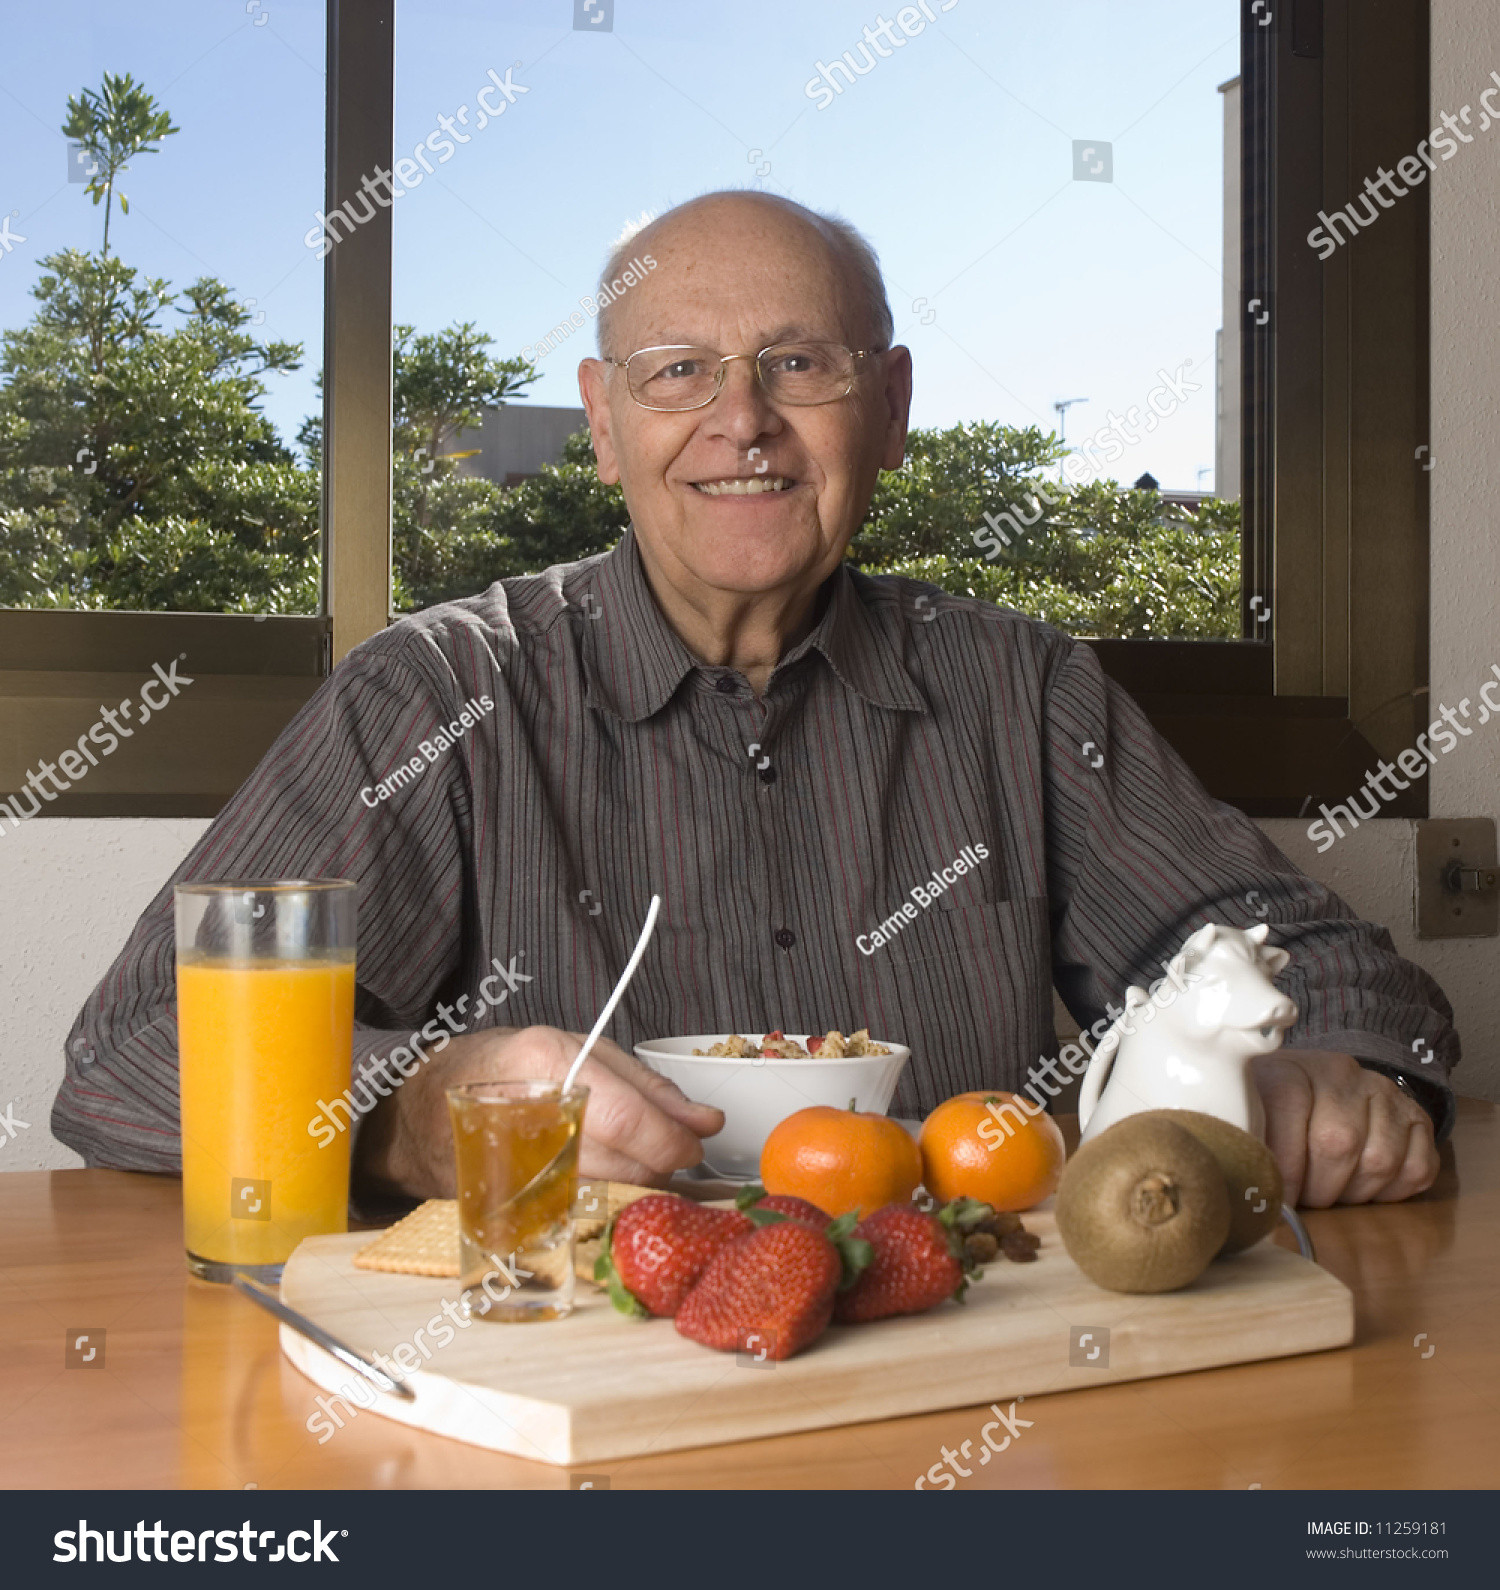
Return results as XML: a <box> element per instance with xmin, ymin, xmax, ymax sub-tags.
<box><xmin>4</xmin><ymin>5</ymin><xmax>1498</xmax><ymax>1171</ymax></box>
<box><xmin>1415</xmin><ymin>0</ymin><xmax>1500</xmax><ymax>1099</ymax></box>
<box><xmin>0</xmin><ymin>819</ymin><xmax>209</xmax><ymax>1170</ymax></box>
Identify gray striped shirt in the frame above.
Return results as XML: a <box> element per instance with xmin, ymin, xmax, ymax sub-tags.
<box><xmin>53</xmin><ymin>528</ymin><xmax>1458</xmax><ymax>1167</ymax></box>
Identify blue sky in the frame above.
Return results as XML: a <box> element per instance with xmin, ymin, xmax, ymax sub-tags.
<box><xmin>2</xmin><ymin>0</ymin><xmax>1236</xmax><ymax>491</ymax></box>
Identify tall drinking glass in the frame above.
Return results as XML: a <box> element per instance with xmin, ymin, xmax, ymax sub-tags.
<box><xmin>175</xmin><ymin>880</ymin><xmax>357</xmax><ymax>1283</ymax></box>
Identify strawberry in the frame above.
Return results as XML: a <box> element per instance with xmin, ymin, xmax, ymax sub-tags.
<box><xmin>734</xmin><ymin>1183</ymin><xmax>833</xmax><ymax>1229</ymax></box>
<box><xmin>595</xmin><ymin>1194</ymin><xmax>752</xmax><ymax>1319</ymax></box>
<box><xmin>675</xmin><ymin>1218</ymin><xmax>847</xmax><ymax>1360</ymax></box>
<box><xmin>753</xmin><ymin>1194</ymin><xmax>834</xmax><ymax>1226</ymax></box>
<box><xmin>833</xmin><ymin>1198</ymin><xmax>993</xmax><ymax>1324</ymax></box>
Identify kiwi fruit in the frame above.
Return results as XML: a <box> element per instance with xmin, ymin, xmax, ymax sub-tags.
<box><xmin>1055</xmin><ymin>1116</ymin><xmax>1230</xmax><ymax>1293</ymax></box>
<box><xmin>1153</xmin><ymin>1110</ymin><xmax>1284</xmax><ymax>1255</ymax></box>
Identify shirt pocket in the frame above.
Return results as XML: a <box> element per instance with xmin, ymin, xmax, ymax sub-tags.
<box><xmin>881</xmin><ymin>896</ymin><xmax>1039</xmax><ymax>964</ymax></box>
<box><xmin>853</xmin><ymin>897</ymin><xmax>1055</xmax><ymax>1114</ymax></box>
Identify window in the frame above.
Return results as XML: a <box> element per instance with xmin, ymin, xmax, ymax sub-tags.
<box><xmin>1</xmin><ymin>5</ymin><xmax>327</xmax><ymax>616</ymax></box>
<box><xmin>385</xmin><ymin>0</ymin><xmax>1242</xmax><ymax>633</ymax></box>
<box><xmin>1146</xmin><ymin>0</ymin><xmax>1430</xmax><ymax>814</ymax></box>
<box><xmin>0</xmin><ymin>1</ymin><xmax>330</xmax><ymax>812</ymax></box>
<box><xmin>0</xmin><ymin>0</ymin><xmax>1429</xmax><ymax>818</ymax></box>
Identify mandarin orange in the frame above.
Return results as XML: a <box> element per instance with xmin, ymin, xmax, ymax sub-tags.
<box><xmin>919</xmin><ymin>1090</ymin><xmax>1065</xmax><ymax>1211</ymax></box>
<box><xmin>759</xmin><ymin>1104</ymin><xmax>923</xmax><ymax>1219</ymax></box>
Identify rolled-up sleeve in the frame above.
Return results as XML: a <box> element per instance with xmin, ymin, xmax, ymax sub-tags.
<box><xmin>51</xmin><ymin>644</ymin><xmax>473</xmax><ymax>1171</ymax></box>
<box><xmin>1040</xmin><ymin>637</ymin><xmax>1459</xmax><ymax>1138</ymax></box>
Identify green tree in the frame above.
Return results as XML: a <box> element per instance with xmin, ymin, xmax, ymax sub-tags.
<box><xmin>0</xmin><ymin>209</ymin><xmax>1237</xmax><ymax>633</ymax></box>
<box><xmin>848</xmin><ymin>420</ymin><xmax>1069</xmax><ymax>569</ymax></box>
<box><xmin>850</xmin><ymin>422</ymin><xmax>1241</xmax><ymax>639</ymax></box>
<box><xmin>61</xmin><ymin>72</ymin><xmax>179</xmax><ymax>257</ymax></box>
<box><xmin>388</xmin><ymin>322</ymin><xmax>537</xmax><ymax>600</ymax></box>
<box><xmin>0</xmin><ymin>250</ymin><xmax>315</xmax><ymax>610</ymax></box>
<box><xmin>392</xmin><ymin>322</ymin><xmax>534</xmax><ymax>462</ymax></box>
<box><xmin>389</xmin><ymin>417</ymin><xmax>1241</xmax><ymax>636</ymax></box>
<box><xmin>4</xmin><ymin>71</ymin><xmax>1243</xmax><ymax>627</ymax></box>
<box><xmin>299</xmin><ymin>323</ymin><xmax>541</xmax><ymax>607</ymax></box>
<box><xmin>393</xmin><ymin>429</ymin><xmax>630</xmax><ymax>609</ymax></box>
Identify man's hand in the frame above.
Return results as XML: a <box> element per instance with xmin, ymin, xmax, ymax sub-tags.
<box><xmin>355</xmin><ymin>1025</ymin><xmax>725</xmax><ymax>1200</ymax></box>
<box><xmin>1252</xmin><ymin>1048</ymin><xmax>1439</xmax><ymax>1207</ymax></box>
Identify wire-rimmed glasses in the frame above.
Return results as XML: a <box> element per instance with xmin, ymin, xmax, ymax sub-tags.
<box><xmin>603</xmin><ymin>341</ymin><xmax>881</xmax><ymax>412</ymax></box>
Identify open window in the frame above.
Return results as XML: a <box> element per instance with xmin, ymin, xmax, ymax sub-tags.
<box><xmin>0</xmin><ymin>0</ymin><xmax>1428</xmax><ymax>821</ymax></box>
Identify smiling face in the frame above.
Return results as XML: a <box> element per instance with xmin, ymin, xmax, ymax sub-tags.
<box><xmin>579</xmin><ymin>196</ymin><xmax>911</xmax><ymax>613</ymax></box>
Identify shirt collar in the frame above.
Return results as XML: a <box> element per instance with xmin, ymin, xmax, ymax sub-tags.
<box><xmin>579</xmin><ymin>527</ymin><xmax>700</xmax><ymax>722</ymax></box>
<box><xmin>579</xmin><ymin>527</ymin><xmax>928</xmax><ymax>722</ymax></box>
<box><xmin>794</xmin><ymin>560</ymin><xmax>929</xmax><ymax>715</ymax></box>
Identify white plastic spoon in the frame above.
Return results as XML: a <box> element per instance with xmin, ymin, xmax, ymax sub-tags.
<box><xmin>561</xmin><ymin>893</ymin><xmax>661</xmax><ymax>1094</ymax></box>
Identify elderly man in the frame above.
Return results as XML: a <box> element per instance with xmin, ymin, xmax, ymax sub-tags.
<box><xmin>55</xmin><ymin>191</ymin><xmax>1455</xmax><ymax>1209</ymax></box>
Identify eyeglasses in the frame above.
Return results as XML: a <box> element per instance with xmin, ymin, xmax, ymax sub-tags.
<box><xmin>603</xmin><ymin>341</ymin><xmax>881</xmax><ymax>412</ymax></box>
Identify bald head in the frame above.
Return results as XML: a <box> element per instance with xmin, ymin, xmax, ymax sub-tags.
<box><xmin>594</xmin><ymin>191</ymin><xmax>893</xmax><ymax>361</ymax></box>
<box><xmin>575</xmin><ymin>189</ymin><xmax>912</xmax><ymax>643</ymax></box>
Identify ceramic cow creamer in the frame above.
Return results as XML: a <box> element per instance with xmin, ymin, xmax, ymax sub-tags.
<box><xmin>1077</xmin><ymin>922</ymin><xmax>1298</xmax><ymax>1144</ymax></box>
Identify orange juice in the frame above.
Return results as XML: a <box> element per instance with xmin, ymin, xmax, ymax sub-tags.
<box><xmin>178</xmin><ymin>957</ymin><xmax>356</xmax><ymax>1277</ymax></box>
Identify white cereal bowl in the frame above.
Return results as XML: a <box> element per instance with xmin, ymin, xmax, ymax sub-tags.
<box><xmin>632</xmin><ymin>1034</ymin><xmax>911</xmax><ymax>1181</ymax></box>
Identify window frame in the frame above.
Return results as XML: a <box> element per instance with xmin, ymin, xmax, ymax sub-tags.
<box><xmin>0</xmin><ymin>0</ymin><xmax>1428</xmax><ymax>820</ymax></box>
<box><xmin>1116</xmin><ymin>0</ymin><xmax>1429</xmax><ymax>816</ymax></box>
<box><xmin>0</xmin><ymin>0</ymin><xmax>390</xmax><ymax>816</ymax></box>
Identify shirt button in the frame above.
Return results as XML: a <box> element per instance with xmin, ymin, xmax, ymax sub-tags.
<box><xmin>715</xmin><ymin>675</ymin><xmax>738</xmax><ymax>694</ymax></box>
<box><xmin>758</xmin><ymin>766</ymin><xmax>778</xmax><ymax>784</ymax></box>
<box><xmin>774</xmin><ymin>928</ymin><xmax>796</xmax><ymax>950</ymax></box>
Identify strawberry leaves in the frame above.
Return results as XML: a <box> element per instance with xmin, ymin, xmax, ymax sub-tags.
<box><xmin>595</xmin><ymin>1212</ymin><xmax>651</xmax><ymax>1319</ymax></box>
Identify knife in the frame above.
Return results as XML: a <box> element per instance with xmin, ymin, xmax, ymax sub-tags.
<box><xmin>232</xmin><ymin>1272</ymin><xmax>416</xmax><ymax>1401</ymax></box>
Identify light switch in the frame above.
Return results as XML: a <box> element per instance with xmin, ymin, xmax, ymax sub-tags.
<box><xmin>1415</xmin><ymin>819</ymin><xmax>1498</xmax><ymax>939</ymax></box>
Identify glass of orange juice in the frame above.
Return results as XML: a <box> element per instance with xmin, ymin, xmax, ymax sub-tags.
<box><xmin>175</xmin><ymin>879</ymin><xmax>357</xmax><ymax>1283</ymax></box>
<box><xmin>446</xmin><ymin>1081</ymin><xmax>588</xmax><ymax>1322</ymax></box>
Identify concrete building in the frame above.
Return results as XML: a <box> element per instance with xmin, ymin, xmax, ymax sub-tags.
<box><xmin>1216</xmin><ymin>75</ymin><xmax>1242</xmax><ymax>501</ymax></box>
<box><xmin>1131</xmin><ymin>472</ymin><xmax>1212</xmax><ymax>515</ymax></box>
<box><xmin>441</xmin><ymin>403</ymin><xmax>589</xmax><ymax>485</ymax></box>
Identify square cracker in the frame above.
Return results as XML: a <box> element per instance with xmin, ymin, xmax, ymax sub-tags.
<box><xmin>351</xmin><ymin>1180</ymin><xmax>661</xmax><ymax>1282</ymax></box>
<box><xmin>353</xmin><ymin>1197</ymin><xmax>459</xmax><ymax>1277</ymax></box>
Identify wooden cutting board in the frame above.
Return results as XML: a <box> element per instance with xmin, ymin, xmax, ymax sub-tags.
<box><xmin>277</xmin><ymin>1208</ymin><xmax>1353</xmax><ymax>1467</ymax></box>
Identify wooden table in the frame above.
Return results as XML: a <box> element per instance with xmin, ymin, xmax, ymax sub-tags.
<box><xmin>1</xmin><ymin>1101</ymin><xmax>1496</xmax><ymax>1491</ymax></box>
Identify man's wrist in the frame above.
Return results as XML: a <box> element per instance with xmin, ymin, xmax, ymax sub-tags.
<box><xmin>350</xmin><ymin>1022</ymin><xmax>530</xmax><ymax>1205</ymax></box>
<box><xmin>1281</xmin><ymin>1032</ymin><xmax>1455</xmax><ymax>1141</ymax></box>
<box><xmin>346</xmin><ymin>1024</ymin><xmax>427</xmax><ymax>1203</ymax></box>
<box><xmin>1352</xmin><ymin>1057</ymin><xmax>1449</xmax><ymax>1135</ymax></box>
